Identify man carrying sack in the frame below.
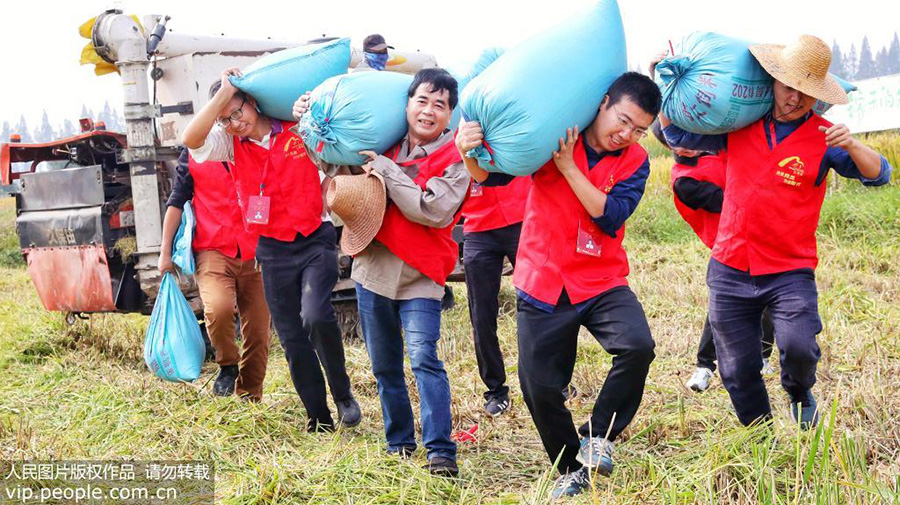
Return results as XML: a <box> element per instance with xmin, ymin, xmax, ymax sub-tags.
<box><xmin>660</xmin><ymin>35</ymin><xmax>893</xmax><ymax>429</ymax></box>
<box><xmin>645</xmin><ymin>122</ymin><xmax>776</xmax><ymax>392</ymax></box>
<box><xmin>158</xmin><ymin>148</ymin><xmax>271</xmax><ymax>401</ymax></box>
<box><xmin>294</xmin><ymin>68</ymin><xmax>468</xmax><ymax>477</ymax></box>
<box><xmin>459</xmin><ymin>72</ymin><xmax>662</xmax><ymax>498</ymax></box>
<box><xmin>460</xmin><ymin>171</ymin><xmax>531</xmax><ymax>417</ymax></box>
<box><xmin>182</xmin><ymin>68</ymin><xmax>361</xmax><ymax>432</ymax></box>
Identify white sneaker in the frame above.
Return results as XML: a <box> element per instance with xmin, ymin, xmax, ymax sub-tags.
<box><xmin>761</xmin><ymin>358</ymin><xmax>775</xmax><ymax>375</ymax></box>
<box><xmin>686</xmin><ymin>367</ymin><xmax>715</xmax><ymax>392</ymax></box>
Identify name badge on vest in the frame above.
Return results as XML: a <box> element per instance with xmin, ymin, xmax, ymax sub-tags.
<box><xmin>246</xmin><ymin>195</ymin><xmax>271</xmax><ymax>225</ymax></box>
<box><xmin>470</xmin><ymin>183</ymin><xmax>483</xmax><ymax>197</ymax></box>
<box><xmin>576</xmin><ymin>221</ymin><xmax>603</xmax><ymax>257</ymax></box>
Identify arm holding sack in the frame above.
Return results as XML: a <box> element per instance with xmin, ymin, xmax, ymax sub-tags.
<box><xmin>184</xmin><ymin>68</ymin><xmax>241</xmax><ymax>151</ymax></box>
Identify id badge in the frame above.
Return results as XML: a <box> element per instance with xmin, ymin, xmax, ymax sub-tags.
<box><xmin>246</xmin><ymin>195</ymin><xmax>271</xmax><ymax>225</ymax></box>
<box><xmin>470</xmin><ymin>183</ymin><xmax>484</xmax><ymax>197</ymax></box>
<box><xmin>576</xmin><ymin>222</ymin><xmax>603</xmax><ymax>257</ymax></box>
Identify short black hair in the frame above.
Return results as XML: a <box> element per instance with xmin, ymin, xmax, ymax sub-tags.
<box><xmin>208</xmin><ymin>80</ymin><xmax>247</xmax><ymax>101</ymax></box>
<box><xmin>407</xmin><ymin>68</ymin><xmax>458</xmax><ymax>110</ymax></box>
<box><xmin>605</xmin><ymin>71</ymin><xmax>662</xmax><ymax>117</ymax></box>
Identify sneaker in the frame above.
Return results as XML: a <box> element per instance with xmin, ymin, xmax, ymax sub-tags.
<box><xmin>761</xmin><ymin>358</ymin><xmax>776</xmax><ymax>375</ymax></box>
<box><xmin>550</xmin><ymin>467</ymin><xmax>590</xmax><ymax>499</ymax></box>
<box><xmin>686</xmin><ymin>367</ymin><xmax>715</xmax><ymax>392</ymax></box>
<box><xmin>484</xmin><ymin>396</ymin><xmax>511</xmax><ymax>417</ymax></box>
<box><xmin>336</xmin><ymin>397</ymin><xmax>361</xmax><ymax>428</ymax></box>
<box><xmin>212</xmin><ymin>365</ymin><xmax>239</xmax><ymax>396</ymax></box>
<box><xmin>562</xmin><ymin>384</ymin><xmax>578</xmax><ymax>402</ymax></box>
<box><xmin>790</xmin><ymin>390</ymin><xmax>819</xmax><ymax>430</ymax></box>
<box><xmin>424</xmin><ymin>456</ymin><xmax>459</xmax><ymax>477</ymax></box>
<box><xmin>387</xmin><ymin>445</ymin><xmax>416</xmax><ymax>459</ymax></box>
<box><xmin>576</xmin><ymin>437</ymin><xmax>615</xmax><ymax>476</ymax></box>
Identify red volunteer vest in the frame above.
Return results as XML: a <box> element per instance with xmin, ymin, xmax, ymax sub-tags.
<box><xmin>188</xmin><ymin>157</ymin><xmax>258</xmax><ymax>259</ymax></box>
<box><xmin>462</xmin><ymin>175</ymin><xmax>531</xmax><ymax>233</ymax></box>
<box><xmin>373</xmin><ymin>137</ymin><xmax>463</xmax><ymax>286</ymax></box>
<box><xmin>670</xmin><ymin>152</ymin><xmax>726</xmax><ymax>249</ymax></box>
<box><xmin>230</xmin><ymin>121</ymin><xmax>323</xmax><ymax>241</ymax></box>
<box><xmin>514</xmin><ymin>137</ymin><xmax>647</xmax><ymax>305</ymax></box>
<box><xmin>713</xmin><ymin>114</ymin><xmax>831</xmax><ymax>274</ymax></box>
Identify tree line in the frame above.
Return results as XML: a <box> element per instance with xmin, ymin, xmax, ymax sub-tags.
<box><xmin>0</xmin><ymin>102</ymin><xmax>125</xmax><ymax>144</ymax></box>
<box><xmin>830</xmin><ymin>33</ymin><xmax>900</xmax><ymax>81</ymax></box>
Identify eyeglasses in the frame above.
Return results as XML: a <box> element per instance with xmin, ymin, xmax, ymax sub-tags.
<box><xmin>216</xmin><ymin>96</ymin><xmax>247</xmax><ymax>128</ymax></box>
<box><xmin>612</xmin><ymin>104</ymin><xmax>648</xmax><ymax>140</ymax></box>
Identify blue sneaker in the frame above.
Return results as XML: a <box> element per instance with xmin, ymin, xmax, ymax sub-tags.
<box><xmin>790</xmin><ymin>390</ymin><xmax>819</xmax><ymax>430</ymax></box>
<box><xmin>550</xmin><ymin>467</ymin><xmax>590</xmax><ymax>499</ymax></box>
<box><xmin>575</xmin><ymin>437</ymin><xmax>614</xmax><ymax>476</ymax></box>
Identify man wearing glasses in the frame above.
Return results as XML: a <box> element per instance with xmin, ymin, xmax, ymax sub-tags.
<box><xmin>458</xmin><ymin>72</ymin><xmax>661</xmax><ymax>498</ymax></box>
<box><xmin>182</xmin><ymin>68</ymin><xmax>361</xmax><ymax>432</ymax></box>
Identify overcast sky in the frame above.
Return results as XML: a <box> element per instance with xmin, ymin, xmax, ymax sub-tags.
<box><xmin>2</xmin><ymin>0</ymin><xmax>897</xmax><ymax>130</ymax></box>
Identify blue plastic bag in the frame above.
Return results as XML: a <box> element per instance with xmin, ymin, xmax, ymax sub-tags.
<box><xmin>172</xmin><ymin>201</ymin><xmax>195</xmax><ymax>275</ymax></box>
<box><xmin>813</xmin><ymin>74</ymin><xmax>857</xmax><ymax>115</ymax></box>
<box><xmin>143</xmin><ymin>273</ymin><xmax>205</xmax><ymax>382</ymax></box>
<box><xmin>459</xmin><ymin>0</ymin><xmax>627</xmax><ymax>176</ymax></box>
<box><xmin>231</xmin><ymin>38</ymin><xmax>351</xmax><ymax>121</ymax></box>
<box><xmin>450</xmin><ymin>48</ymin><xmax>505</xmax><ymax>129</ymax></box>
<box><xmin>297</xmin><ymin>71</ymin><xmax>412</xmax><ymax>166</ymax></box>
<box><xmin>656</xmin><ymin>32</ymin><xmax>774</xmax><ymax>135</ymax></box>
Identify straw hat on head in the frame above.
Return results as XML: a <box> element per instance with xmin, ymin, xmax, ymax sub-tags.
<box><xmin>327</xmin><ymin>172</ymin><xmax>387</xmax><ymax>256</ymax></box>
<box><xmin>749</xmin><ymin>35</ymin><xmax>848</xmax><ymax>106</ymax></box>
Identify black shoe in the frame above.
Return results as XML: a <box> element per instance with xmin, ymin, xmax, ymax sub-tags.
<box><xmin>307</xmin><ymin>419</ymin><xmax>335</xmax><ymax>433</ymax></box>
<box><xmin>484</xmin><ymin>396</ymin><xmax>511</xmax><ymax>417</ymax></box>
<box><xmin>212</xmin><ymin>365</ymin><xmax>239</xmax><ymax>396</ymax></box>
<box><xmin>336</xmin><ymin>397</ymin><xmax>362</xmax><ymax>428</ymax></box>
<box><xmin>424</xmin><ymin>457</ymin><xmax>459</xmax><ymax>477</ymax></box>
<box><xmin>387</xmin><ymin>445</ymin><xmax>416</xmax><ymax>459</ymax></box>
<box><xmin>562</xmin><ymin>384</ymin><xmax>578</xmax><ymax>402</ymax></box>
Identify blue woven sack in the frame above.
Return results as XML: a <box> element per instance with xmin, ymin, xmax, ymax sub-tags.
<box><xmin>172</xmin><ymin>201</ymin><xmax>195</xmax><ymax>275</ymax></box>
<box><xmin>143</xmin><ymin>273</ymin><xmax>205</xmax><ymax>382</ymax></box>
<box><xmin>297</xmin><ymin>71</ymin><xmax>412</xmax><ymax>166</ymax></box>
<box><xmin>450</xmin><ymin>47</ymin><xmax>505</xmax><ymax>129</ymax></box>
<box><xmin>459</xmin><ymin>0</ymin><xmax>627</xmax><ymax>176</ymax></box>
<box><xmin>231</xmin><ymin>38</ymin><xmax>351</xmax><ymax>121</ymax></box>
<box><xmin>655</xmin><ymin>32</ymin><xmax>774</xmax><ymax>134</ymax></box>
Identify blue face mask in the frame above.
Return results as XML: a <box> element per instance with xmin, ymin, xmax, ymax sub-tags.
<box><xmin>365</xmin><ymin>52</ymin><xmax>389</xmax><ymax>71</ymax></box>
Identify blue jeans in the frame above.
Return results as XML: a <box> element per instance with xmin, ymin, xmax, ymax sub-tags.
<box><xmin>707</xmin><ymin>258</ymin><xmax>822</xmax><ymax>426</ymax></box>
<box><xmin>355</xmin><ymin>284</ymin><xmax>457</xmax><ymax>460</ymax></box>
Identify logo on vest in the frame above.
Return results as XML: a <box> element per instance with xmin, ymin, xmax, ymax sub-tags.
<box><xmin>775</xmin><ymin>156</ymin><xmax>805</xmax><ymax>188</ymax></box>
<box><xmin>602</xmin><ymin>174</ymin><xmax>615</xmax><ymax>193</ymax></box>
<box><xmin>283</xmin><ymin>137</ymin><xmax>308</xmax><ymax>160</ymax></box>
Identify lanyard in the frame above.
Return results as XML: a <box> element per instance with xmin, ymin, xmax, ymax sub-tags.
<box><xmin>257</xmin><ymin>130</ymin><xmax>278</xmax><ymax>196</ymax></box>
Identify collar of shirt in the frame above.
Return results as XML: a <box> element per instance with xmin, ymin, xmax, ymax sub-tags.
<box><xmin>764</xmin><ymin>110</ymin><xmax>813</xmax><ymax>149</ymax></box>
<box><xmin>397</xmin><ymin>129</ymin><xmax>453</xmax><ymax>162</ymax></box>
<box><xmin>239</xmin><ymin>119</ymin><xmax>282</xmax><ymax>147</ymax></box>
<box><xmin>582</xmin><ymin>135</ymin><xmax>623</xmax><ymax>170</ymax></box>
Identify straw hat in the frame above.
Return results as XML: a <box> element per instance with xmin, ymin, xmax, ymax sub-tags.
<box><xmin>327</xmin><ymin>172</ymin><xmax>387</xmax><ymax>255</ymax></box>
<box><xmin>749</xmin><ymin>35</ymin><xmax>848</xmax><ymax>105</ymax></box>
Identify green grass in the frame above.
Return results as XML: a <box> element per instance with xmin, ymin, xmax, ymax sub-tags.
<box><xmin>0</xmin><ymin>197</ymin><xmax>24</xmax><ymax>267</ymax></box>
<box><xmin>0</xmin><ymin>165</ymin><xmax>897</xmax><ymax>503</ymax></box>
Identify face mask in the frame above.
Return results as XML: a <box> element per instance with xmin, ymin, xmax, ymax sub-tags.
<box><xmin>365</xmin><ymin>52</ymin><xmax>389</xmax><ymax>71</ymax></box>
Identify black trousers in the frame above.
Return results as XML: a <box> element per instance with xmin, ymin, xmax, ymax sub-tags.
<box><xmin>518</xmin><ymin>287</ymin><xmax>655</xmax><ymax>474</ymax></box>
<box><xmin>255</xmin><ymin>223</ymin><xmax>352</xmax><ymax>430</ymax></box>
<box><xmin>696</xmin><ymin>308</ymin><xmax>775</xmax><ymax>371</ymax></box>
<box><xmin>463</xmin><ymin>223</ymin><xmax>522</xmax><ymax>401</ymax></box>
